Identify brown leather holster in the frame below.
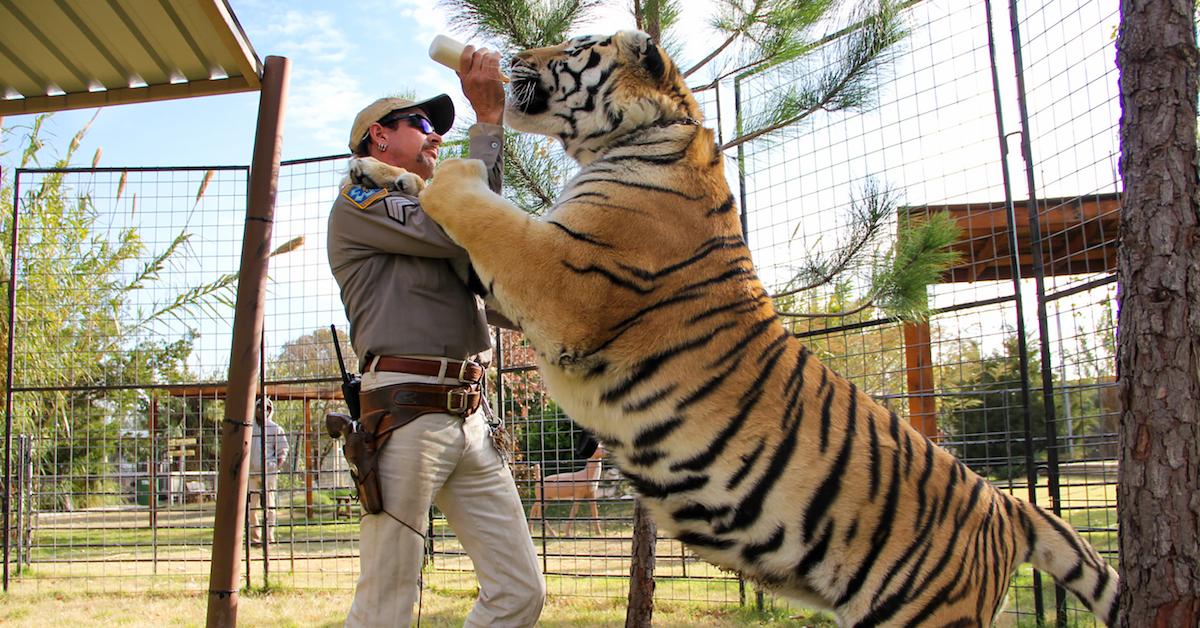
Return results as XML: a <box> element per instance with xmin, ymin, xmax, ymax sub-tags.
<box><xmin>344</xmin><ymin>382</ymin><xmax>482</xmax><ymax>514</ymax></box>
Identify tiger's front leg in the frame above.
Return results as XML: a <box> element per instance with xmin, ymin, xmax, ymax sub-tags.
<box><xmin>419</xmin><ymin>159</ymin><xmax>516</xmax><ymax>248</ymax></box>
<box><xmin>420</xmin><ymin>159</ymin><xmax>591</xmax><ymax>353</ymax></box>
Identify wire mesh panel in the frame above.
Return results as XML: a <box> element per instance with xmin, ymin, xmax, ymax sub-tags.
<box><xmin>3</xmin><ymin>0</ymin><xmax>1122</xmax><ymax>622</ymax></box>
<box><xmin>5</xmin><ymin>165</ymin><xmax>249</xmax><ymax>590</ymax></box>
<box><xmin>729</xmin><ymin>0</ymin><xmax>1119</xmax><ymax>624</ymax></box>
<box><xmin>1014</xmin><ymin>0</ymin><xmax>1121</xmax><ymax>623</ymax></box>
<box><xmin>489</xmin><ymin>329</ymin><xmax>747</xmax><ymax>607</ymax></box>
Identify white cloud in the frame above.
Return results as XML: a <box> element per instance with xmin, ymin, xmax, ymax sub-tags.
<box><xmin>285</xmin><ymin>66</ymin><xmax>369</xmax><ymax>150</ymax></box>
<box><xmin>261</xmin><ymin>10</ymin><xmax>352</xmax><ymax>63</ymax></box>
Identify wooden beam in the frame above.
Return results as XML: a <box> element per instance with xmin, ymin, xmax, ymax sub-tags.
<box><xmin>206</xmin><ymin>55</ymin><xmax>287</xmax><ymax>628</ymax></box>
<box><xmin>0</xmin><ymin>76</ymin><xmax>256</xmax><ymax>115</ymax></box>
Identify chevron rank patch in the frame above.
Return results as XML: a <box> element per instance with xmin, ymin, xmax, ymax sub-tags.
<box><xmin>342</xmin><ymin>185</ymin><xmax>388</xmax><ymax>210</ymax></box>
<box><xmin>385</xmin><ymin>197</ymin><xmax>416</xmax><ymax>225</ymax></box>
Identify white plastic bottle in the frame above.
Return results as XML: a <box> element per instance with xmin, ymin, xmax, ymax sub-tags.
<box><xmin>428</xmin><ymin>34</ymin><xmax>509</xmax><ymax>83</ymax></box>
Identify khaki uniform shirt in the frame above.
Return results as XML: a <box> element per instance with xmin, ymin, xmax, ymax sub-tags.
<box><xmin>328</xmin><ymin>123</ymin><xmax>505</xmax><ymax>371</ymax></box>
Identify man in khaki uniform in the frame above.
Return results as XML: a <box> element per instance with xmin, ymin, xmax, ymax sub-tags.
<box><xmin>327</xmin><ymin>45</ymin><xmax>544</xmax><ymax>628</ymax></box>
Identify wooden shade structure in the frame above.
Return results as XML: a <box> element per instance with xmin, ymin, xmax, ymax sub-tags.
<box><xmin>902</xmin><ymin>193</ymin><xmax>1121</xmax><ymax>438</ymax></box>
<box><xmin>0</xmin><ymin>5</ymin><xmax>283</xmax><ymax>625</ymax></box>
<box><xmin>0</xmin><ymin>0</ymin><xmax>261</xmax><ymax>115</ymax></box>
<box><xmin>933</xmin><ymin>193</ymin><xmax>1120</xmax><ymax>283</ymax></box>
<box><xmin>158</xmin><ymin>382</ymin><xmax>344</xmax><ymax>520</ymax></box>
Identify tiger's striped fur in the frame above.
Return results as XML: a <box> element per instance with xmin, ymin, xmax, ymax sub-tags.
<box><xmin>418</xmin><ymin>30</ymin><xmax>1118</xmax><ymax>626</ymax></box>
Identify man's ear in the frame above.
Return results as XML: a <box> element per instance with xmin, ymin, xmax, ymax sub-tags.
<box><xmin>367</xmin><ymin>122</ymin><xmax>385</xmax><ymax>145</ymax></box>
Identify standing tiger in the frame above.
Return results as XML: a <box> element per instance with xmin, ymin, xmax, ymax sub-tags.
<box><xmin>417</xmin><ymin>30</ymin><xmax>1119</xmax><ymax>626</ymax></box>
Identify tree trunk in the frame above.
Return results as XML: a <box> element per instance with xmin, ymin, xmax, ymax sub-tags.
<box><xmin>625</xmin><ymin>499</ymin><xmax>656</xmax><ymax>628</ymax></box>
<box><xmin>1116</xmin><ymin>1</ymin><xmax>1200</xmax><ymax>625</ymax></box>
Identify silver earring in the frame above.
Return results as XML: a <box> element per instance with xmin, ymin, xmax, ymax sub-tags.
<box><xmin>378</xmin><ymin>142</ymin><xmax>387</xmax><ymax>151</ymax></box>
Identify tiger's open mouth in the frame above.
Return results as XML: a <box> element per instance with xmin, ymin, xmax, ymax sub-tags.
<box><xmin>508</xmin><ymin>62</ymin><xmax>550</xmax><ymax>116</ymax></box>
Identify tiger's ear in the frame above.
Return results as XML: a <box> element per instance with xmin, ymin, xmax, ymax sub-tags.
<box><xmin>618</xmin><ymin>30</ymin><xmax>667</xmax><ymax>82</ymax></box>
<box><xmin>642</xmin><ymin>39</ymin><xmax>666</xmax><ymax>82</ymax></box>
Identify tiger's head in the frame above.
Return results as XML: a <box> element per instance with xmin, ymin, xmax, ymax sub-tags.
<box><xmin>507</xmin><ymin>30</ymin><xmax>703</xmax><ymax>164</ymax></box>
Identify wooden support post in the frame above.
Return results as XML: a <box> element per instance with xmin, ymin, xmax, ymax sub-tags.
<box><xmin>205</xmin><ymin>55</ymin><xmax>289</xmax><ymax>628</ymax></box>
<box><xmin>304</xmin><ymin>399</ymin><xmax>313</xmax><ymax>519</ymax></box>
<box><xmin>903</xmin><ymin>320</ymin><xmax>939</xmax><ymax>439</ymax></box>
<box><xmin>625</xmin><ymin>499</ymin><xmax>656</xmax><ymax>627</ymax></box>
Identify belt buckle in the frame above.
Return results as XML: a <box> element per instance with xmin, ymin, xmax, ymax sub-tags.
<box><xmin>456</xmin><ymin>360</ymin><xmax>470</xmax><ymax>383</ymax></box>
<box><xmin>457</xmin><ymin>360</ymin><xmax>480</xmax><ymax>383</ymax></box>
<box><xmin>447</xmin><ymin>388</ymin><xmax>468</xmax><ymax>413</ymax></box>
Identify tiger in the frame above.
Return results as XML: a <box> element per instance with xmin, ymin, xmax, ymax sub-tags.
<box><xmin>415</xmin><ymin>30</ymin><xmax>1119</xmax><ymax>626</ymax></box>
<box><xmin>340</xmin><ymin>155</ymin><xmax>425</xmax><ymax>196</ymax></box>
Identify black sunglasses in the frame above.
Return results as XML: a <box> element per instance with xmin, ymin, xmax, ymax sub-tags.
<box><xmin>378</xmin><ymin>111</ymin><xmax>436</xmax><ymax>135</ymax></box>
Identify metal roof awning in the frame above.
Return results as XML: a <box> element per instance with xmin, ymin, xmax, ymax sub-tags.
<box><xmin>0</xmin><ymin>0</ymin><xmax>262</xmax><ymax>116</ymax></box>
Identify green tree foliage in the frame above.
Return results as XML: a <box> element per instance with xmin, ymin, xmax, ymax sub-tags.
<box><xmin>265</xmin><ymin>326</ymin><xmax>359</xmax><ymax>474</ymax></box>
<box><xmin>937</xmin><ymin>304</ymin><xmax>1118</xmax><ymax>479</ymax></box>
<box><xmin>937</xmin><ymin>335</ymin><xmax>1050</xmax><ymax>478</ymax></box>
<box><xmin>0</xmin><ymin>117</ymin><xmax>255</xmax><ymax>508</ymax></box>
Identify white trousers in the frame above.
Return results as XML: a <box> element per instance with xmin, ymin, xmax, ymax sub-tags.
<box><xmin>248</xmin><ymin>473</ymin><xmax>277</xmax><ymax>543</ymax></box>
<box><xmin>345</xmin><ymin>371</ymin><xmax>545</xmax><ymax>628</ymax></box>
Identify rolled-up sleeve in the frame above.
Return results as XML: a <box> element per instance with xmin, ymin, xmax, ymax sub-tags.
<box><xmin>469</xmin><ymin>123</ymin><xmax>504</xmax><ymax>194</ymax></box>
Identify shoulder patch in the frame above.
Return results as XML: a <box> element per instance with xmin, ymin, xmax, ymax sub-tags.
<box><xmin>342</xmin><ymin>185</ymin><xmax>388</xmax><ymax>210</ymax></box>
<box><xmin>384</xmin><ymin>197</ymin><xmax>416</xmax><ymax>225</ymax></box>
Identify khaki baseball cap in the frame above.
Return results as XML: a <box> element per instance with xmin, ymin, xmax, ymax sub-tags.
<box><xmin>348</xmin><ymin>94</ymin><xmax>455</xmax><ymax>154</ymax></box>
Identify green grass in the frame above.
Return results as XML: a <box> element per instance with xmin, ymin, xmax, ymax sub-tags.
<box><xmin>13</xmin><ymin>479</ymin><xmax>1116</xmax><ymax>626</ymax></box>
<box><xmin>0</xmin><ymin>579</ymin><xmax>837</xmax><ymax>627</ymax></box>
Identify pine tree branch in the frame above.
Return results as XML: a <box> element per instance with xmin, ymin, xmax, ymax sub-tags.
<box><xmin>684</xmin><ymin>32</ymin><xmax>741</xmax><ymax>78</ymax></box>
<box><xmin>720</xmin><ymin>9</ymin><xmax>902</xmax><ymax>152</ymax></box>
<box><xmin>504</xmin><ymin>143</ymin><xmax>556</xmax><ymax>210</ymax></box>
<box><xmin>777</xmin><ymin>297</ymin><xmax>877</xmax><ymax>319</ymax></box>
<box><xmin>692</xmin><ymin>51</ymin><xmax>787</xmax><ymax>92</ymax></box>
<box><xmin>771</xmin><ymin>181</ymin><xmax>892</xmax><ymax>300</ymax></box>
<box><xmin>720</xmin><ymin>66</ymin><xmax>851</xmax><ymax>152</ymax></box>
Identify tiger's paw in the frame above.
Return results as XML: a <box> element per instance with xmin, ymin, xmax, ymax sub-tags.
<box><xmin>420</xmin><ymin>158</ymin><xmax>490</xmax><ymax>219</ymax></box>
<box><xmin>346</xmin><ymin>156</ymin><xmax>425</xmax><ymax>195</ymax></box>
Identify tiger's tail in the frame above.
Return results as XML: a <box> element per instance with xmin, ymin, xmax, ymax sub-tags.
<box><xmin>1019</xmin><ymin>499</ymin><xmax>1119</xmax><ymax>626</ymax></box>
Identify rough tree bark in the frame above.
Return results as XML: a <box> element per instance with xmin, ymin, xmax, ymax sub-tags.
<box><xmin>1115</xmin><ymin>0</ymin><xmax>1200</xmax><ymax>625</ymax></box>
<box><xmin>625</xmin><ymin>499</ymin><xmax>657</xmax><ymax>627</ymax></box>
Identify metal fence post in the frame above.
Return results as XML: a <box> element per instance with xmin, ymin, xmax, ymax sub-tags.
<box><xmin>1004</xmin><ymin>0</ymin><xmax>1069</xmax><ymax>622</ymax></box>
<box><xmin>4</xmin><ymin>168</ymin><xmax>22</xmax><ymax>593</ymax></box>
<box><xmin>983</xmin><ymin>0</ymin><xmax>1046</xmax><ymax>621</ymax></box>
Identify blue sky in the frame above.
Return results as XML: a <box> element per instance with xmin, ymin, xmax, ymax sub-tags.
<box><xmin>0</xmin><ymin>1</ymin><xmax>684</xmax><ymax>169</ymax></box>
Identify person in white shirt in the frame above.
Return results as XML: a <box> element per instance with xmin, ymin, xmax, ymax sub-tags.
<box><xmin>249</xmin><ymin>396</ymin><xmax>288</xmax><ymax>546</ymax></box>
